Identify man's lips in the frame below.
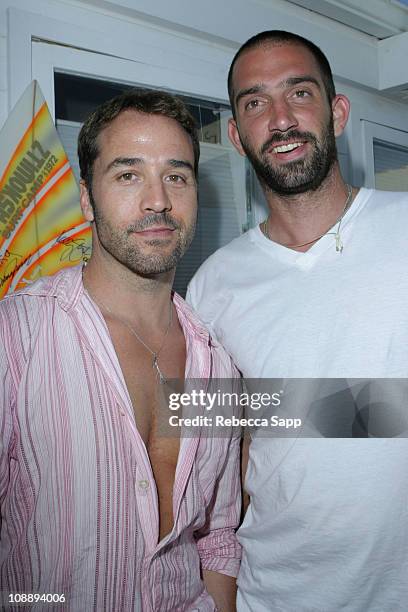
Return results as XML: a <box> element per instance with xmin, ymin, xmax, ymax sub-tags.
<box><xmin>264</xmin><ymin>140</ymin><xmax>309</xmax><ymax>161</ymax></box>
<box><xmin>270</xmin><ymin>141</ymin><xmax>305</xmax><ymax>154</ymax></box>
<box><xmin>133</xmin><ymin>226</ymin><xmax>176</xmax><ymax>237</ymax></box>
<box><xmin>261</xmin><ymin>131</ymin><xmax>312</xmax><ymax>153</ymax></box>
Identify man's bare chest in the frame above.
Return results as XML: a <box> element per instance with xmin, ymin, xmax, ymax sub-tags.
<box><xmin>107</xmin><ymin>321</ymin><xmax>186</xmax><ymax>539</ymax></box>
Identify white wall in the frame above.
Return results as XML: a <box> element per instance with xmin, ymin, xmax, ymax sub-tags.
<box><xmin>0</xmin><ymin>0</ymin><xmax>408</xmax><ymax>189</ymax></box>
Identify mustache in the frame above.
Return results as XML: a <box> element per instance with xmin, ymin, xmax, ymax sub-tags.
<box><xmin>127</xmin><ymin>213</ymin><xmax>181</xmax><ymax>233</ymax></box>
<box><xmin>260</xmin><ymin>130</ymin><xmax>317</xmax><ymax>155</ymax></box>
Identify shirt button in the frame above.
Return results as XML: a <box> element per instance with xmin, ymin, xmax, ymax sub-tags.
<box><xmin>138</xmin><ymin>479</ymin><xmax>150</xmax><ymax>490</ymax></box>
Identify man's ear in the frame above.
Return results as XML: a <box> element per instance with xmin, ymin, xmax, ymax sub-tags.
<box><xmin>228</xmin><ymin>118</ymin><xmax>247</xmax><ymax>157</ymax></box>
<box><xmin>331</xmin><ymin>94</ymin><xmax>350</xmax><ymax>138</ymax></box>
<box><xmin>79</xmin><ymin>180</ymin><xmax>94</xmax><ymax>223</ymax></box>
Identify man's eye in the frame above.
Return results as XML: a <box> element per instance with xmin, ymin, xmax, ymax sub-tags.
<box><xmin>294</xmin><ymin>90</ymin><xmax>310</xmax><ymax>98</ymax></box>
<box><xmin>245</xmin><ymin>99</ymin><xmax>260</xmax><ymax>110</ymax></box>
<box><xmin>167</xmin><ymin>174</ymin><xmax>186</xmax><ymax>183</ymax></box>
<box><xmin>118</xmin><ymin>172</ymin><xmax>136</xmax><ymax>181</ymax></box>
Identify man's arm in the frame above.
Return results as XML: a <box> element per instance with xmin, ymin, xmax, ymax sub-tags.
<box><xmin>195</xmin><ymin>408</ymin><xmax>242</xmax><ymax>609</ymax></box>
<box><xmin>195</xmin><ymin>425</ymin><xmax>242</xmax><ymax>570</ymax></box>
<box><xmin>203</xmin><ymin>569</ymin><xmax>237</xmax><ymax>612</ymax></box>
<box><xmin>203</xmin><ymin>435</ymin><xmax>249</xmax><ymax>611</ymax></box>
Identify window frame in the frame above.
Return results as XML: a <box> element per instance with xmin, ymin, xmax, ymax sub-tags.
<box><xmin>361</xmin><ymin>120</ymin><xmax>408</xmax><ymax>188</ymax></box>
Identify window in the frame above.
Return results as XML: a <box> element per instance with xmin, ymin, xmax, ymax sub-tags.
<box><xmin>373</xmin><ymin>140</ymin><xmax>408</xmax><ymax>191</ymax></box>
<box><xmin>362</xmin><ymin>121</ymin><xmax>408</xmax><ymax>190</ymax></box>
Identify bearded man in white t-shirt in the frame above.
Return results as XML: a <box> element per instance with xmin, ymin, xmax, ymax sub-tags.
<box><xmin>187</xmin><ymin>30</ymin><xmax>408</xmax><ymax>612</ymax></box>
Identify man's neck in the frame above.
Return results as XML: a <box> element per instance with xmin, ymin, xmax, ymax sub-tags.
<box><xmin>262</xmin><ymin>166</ymin><xmax>356</xmax><ymax>252</ymax></box>
<box><xmin>82</xmin><ymin>253</ymin><xmax>174</xmax><ymax>330</ymax></box>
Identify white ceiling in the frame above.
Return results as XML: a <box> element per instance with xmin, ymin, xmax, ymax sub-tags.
<box><xmin>83</xmin><ymin>0</ymin><xmax>408</xmax><ymax>102</ymax></box>
<box><xmin>283</xmin><ymin>0</ymin><xmax>408</xmax><ymax>104</ymax></box>
<box><xmin>286</xmin><ymin>0</ymin><xmax>408</xmax><ymax>38</ymax></box>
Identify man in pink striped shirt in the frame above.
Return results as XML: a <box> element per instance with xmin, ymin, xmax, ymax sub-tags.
<box><xmin>0</xmin><ymin>90</ymin><xmax>241</xmax><ymax>610</ymax></box>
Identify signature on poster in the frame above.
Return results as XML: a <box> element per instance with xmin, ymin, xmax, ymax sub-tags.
<box><xmin>56</xmin><ymin>232</ymin><xmax>91</xmax><ymax>263</ymax></box>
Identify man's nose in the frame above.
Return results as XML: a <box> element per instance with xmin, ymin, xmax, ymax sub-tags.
<box><xmin>141</xmin><ymin>179</ymin><xmax>172</xmax><ymax>213</ymax></box>
<box><xmin>267</xmin><ymin>100</ymin><xmax>298</xmax><ymax>133</ymax></box>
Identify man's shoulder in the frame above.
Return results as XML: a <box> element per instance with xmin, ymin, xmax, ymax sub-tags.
<box><xmin>362</xmin><ymin>189</ymin><xmax>408</xmax><ymax>236</ymax></box>
<box><xmin>371</xmin><ymin>188</ymin><xmax>408</xmax><ymax>200</ymax></box>
<box><xmin>186</xmin><ymin>230</ymin><xmax>257</xmax><ymax>340</ymax></box>
<box><xmin>189</xmin><ymin>229</ymin><xmax>255</xmax><ymax>290</ymax></box>
<box><xmin>173</xmin><ymin>291</ymin><xmax>211</xmax><ymax>339</ymax></box>
<box><xmin>368</xmin><ymin>188</ymin><xmax>408</xmax><ymax>209</ymax></box>
<box><xmin>173</xmin><ymin>291</ymin><xmax>239</xmax><ymax>377</ymax></box>
<box><xmin>1</xmin><ymin>266</ymin><xmax>82</xmax><ymax>301</ymax></box>
<box><xmin>174</xmin><ymin>290</ymin><xmax>223</xmax><ymax>345</ymax></box>
<box><xmin>0</xmin><ymin>266</ymin><xmax>82</xmax><ymax>318</ymax></box>
<box><xmin>203</xmin><ymin>229</ymin><xmax>254</xmax><ymax>267</ymax></box>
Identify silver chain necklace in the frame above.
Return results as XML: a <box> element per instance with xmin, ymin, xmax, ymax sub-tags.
<box><xmin>261</xmin><ymin>184</ymin><xmax>353</xmax><ymax>252</ymax></box>
<box><xmin>95</xmin><ymin>296</ymin><xmax>173</xmax><ymax>384</ymax></box>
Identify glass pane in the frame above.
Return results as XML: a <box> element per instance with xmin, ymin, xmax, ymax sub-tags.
<box><xmin>373</xmin><ymin>139</ymin><xmax>408</xmax><ymax>191</ymax></box>
<box><xmin>55</xmin><ymin>73</ymin><xmax>226</xmax><ymax>145</ymax></box>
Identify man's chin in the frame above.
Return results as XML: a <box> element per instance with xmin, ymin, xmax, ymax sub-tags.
<box><xmin>260</xmin><ymin>171</ymin><xmax>318</xmax><ymax>195</ymax></box>
<box><xmin>122</xmin><ymin>249</ymin><xmax>184</xmax><ymax>277</ymax></box>
<box><xmin>126</xmin><ymin>261</ymin><xmax>177</xmax><ymax>277</ymax></box>
<box><xmin>260</xmin><ymin>158</ymin><xmax>335</xmax><ymax>195</ymax></box>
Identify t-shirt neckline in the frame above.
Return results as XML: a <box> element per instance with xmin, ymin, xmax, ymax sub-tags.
<box><xmin>251</xmin><ymin>187</ymin><xmax>371</xmax><ymax>268</ymax></box>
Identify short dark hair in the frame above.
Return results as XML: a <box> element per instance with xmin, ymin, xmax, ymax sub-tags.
<box><xmin>78</xmin><ymin>88</ymin><xmax>200</xmax><ymax>191</ymax></box>
<box><xmin>228</xmin><ymin>30</ymin><xmax>336</xmax><ymax>117</ymax></box>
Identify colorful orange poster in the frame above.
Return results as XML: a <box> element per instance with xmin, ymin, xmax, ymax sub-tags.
<box><xmin>0</xmin><ymin>80</ymin><xmax>91</xmax><ymax>298</ymax></box>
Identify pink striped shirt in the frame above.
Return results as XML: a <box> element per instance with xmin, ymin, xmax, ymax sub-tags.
<box><xmin>0</xmin><ymin>266</ymin><xmax>241</xmax><ymax>611</ymax></box>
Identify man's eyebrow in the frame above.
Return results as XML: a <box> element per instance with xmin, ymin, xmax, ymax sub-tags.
<box><xmin>104</xmin><ymin>157</ymin><xmax>194</xmax><ymax>174</ymax></box>
<box><xmin>282</xmin><ymin>76</ymin><xmax>321</xmax><ymax>89</ymax></box>
<box><xmin>168</xmin><ymin>159</ymin><xmax>194</xmax><ymax>173</ymax></box>
<box><xmin>235</xmin><ymin>84</ymin><xmax>265</xmax><ymax>108</ymax></box>
<box><xmin>105</xmin><ymin>157</ymin><xmax>144</xmax><ymax>173</ymax></box>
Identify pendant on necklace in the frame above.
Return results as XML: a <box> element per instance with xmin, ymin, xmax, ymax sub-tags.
<box><xmin>335</xmin><ymin>232</ymin><xmax>343</xmax><ymax>253</ymax></box>
<box><xmin>152</xmin><ymin>354</ymin><xmax>167</xmax><ymax>384</ymax></box>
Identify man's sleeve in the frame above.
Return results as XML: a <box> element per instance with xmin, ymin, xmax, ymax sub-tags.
<box><xmin>196</xmin><ymin>432</ymin><xmax>242</xmax><ymax>577</ymax></box>
<box><xmin>0</xmin><ymin>300</ymin><xmax>18</xmax><ymax>507</ymax></box>
<box><xmin>186</xmin><ymin>269</ymin><xmax>223</xmax><ymax>343</ymax></box>
<box><xmin>195</xmin><ymin>371</ymin><xmax>242</xmax><ymax>578</ymax></box>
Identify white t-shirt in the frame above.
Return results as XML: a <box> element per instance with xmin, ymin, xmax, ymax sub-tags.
<box><xmin>187</xmin><ymin>188</ymin><xmax>408</xmax><ymax>611</ymax></box>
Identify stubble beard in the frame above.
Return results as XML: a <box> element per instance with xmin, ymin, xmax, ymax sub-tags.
<box><xmin>241</xmin><ymin>116</ymin><xmax>338</xmax><ymax>196</ymax></box>
<box><xmin>92</xmin><ymin>207</ymin><xmax>196</xmax><ymax>276</ymax></box>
